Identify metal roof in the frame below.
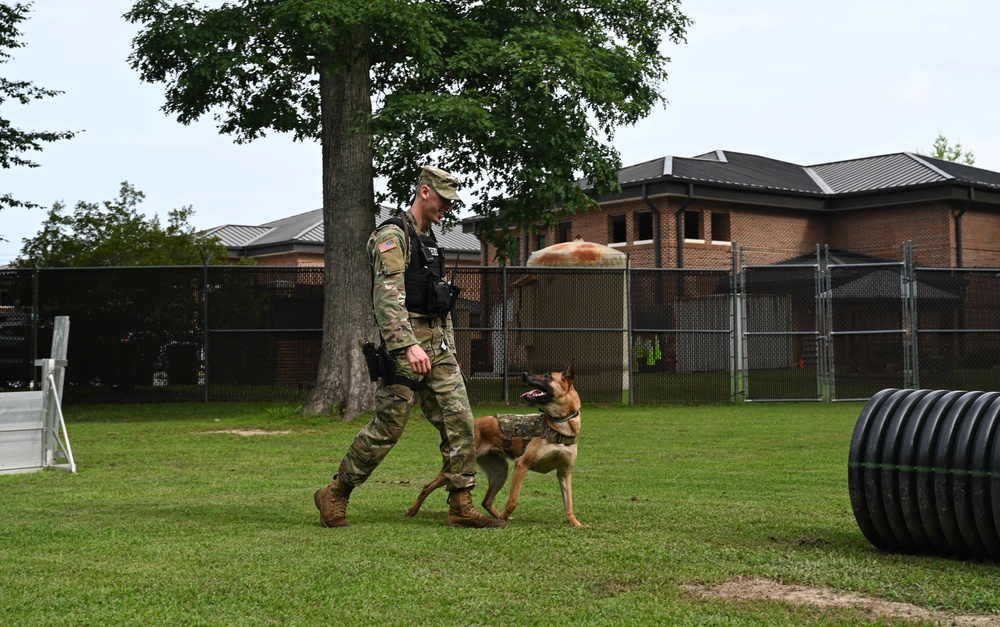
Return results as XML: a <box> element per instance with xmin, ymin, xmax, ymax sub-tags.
<box><xmin>772</xmin><ymin>249</ymin><xmax>897</xmax><ymax>267</ymax></box>
<box><xmin>811</xmin><ymin>153</ymin><xmax>943</xmax><ymax>193</ymax></box>
<box><xmin>462</xmin><ymin>148</ymin><xmax>1000</xmax><ymax>233</ymax></box>
<box><xmin>618</xmin><ymin>157</ymin><xmax>668</xmax><ymax>185</ymax></box>
<box><xmin>926</xmin><ymin>156</ymin><xmax>1000</xmax><ymax>189</ymax></box>
<box><xmin>824</xmin><ymin>270</ymin><xmax>958</xmax><ymax>301</ymax></box>
<box><xmin>202</xmin><ymin>224</ymin><xmax>274</xmax><ymax>247</ymax></box>
<box><xmin>206</xmin><ymin>207</ymin><xmax>480</xmax><ymax>253</ymax></box>
<box><xmin>673</xmin><ymin>152</ymin><xmax>824</xmax><ymax>193</ymax></box>
<box><xmin>612</xmin><ymin>149</ymin><xmax>1000</xmax><ymax>197</ymax></box>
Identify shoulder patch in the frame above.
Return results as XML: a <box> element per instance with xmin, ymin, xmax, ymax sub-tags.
<box><xmin>374</xmin><ymin>231</ymin><xmax>407</xmax><ymax>275</ymax></box>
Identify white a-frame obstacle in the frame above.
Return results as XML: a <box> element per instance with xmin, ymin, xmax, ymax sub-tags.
<box><xmin>0</xmin><ymin>316</ymin><xmax>76</xmax><ymax>474</ymax></box>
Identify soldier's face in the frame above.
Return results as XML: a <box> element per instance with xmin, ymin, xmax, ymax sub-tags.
<box><xmin>425</xmin><ymin>187</ymin><xmax>453</xmax><ymax>224</ymax></box>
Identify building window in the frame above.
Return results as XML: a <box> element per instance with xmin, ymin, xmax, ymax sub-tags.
<box><xmin>683</xmin><ymin>210</ymin><xmax>702</xmax><ymax>240</ymax></box>
<box><xmin>558</xmin><ymin>221</ymin><xmax>571</xmax><ymax>243</ymax></box>
<box><xmin>635</xmin><ymin>212</ymin><xmax>654</xmax><ymax>242</ymax></box>
<box><xmin>610</xmin><ymin>214</ymin><xmax>627</xmax><ymax>244</ymax></box>
<box><xmin>711</xmin><ymin>212</ymin><xmax>731</xmax><ymax>243</ymax></box>
<box><xmin>536</xmin><ymin>232</ymin><xmax>547</xmax><ymax>250</ymax></box>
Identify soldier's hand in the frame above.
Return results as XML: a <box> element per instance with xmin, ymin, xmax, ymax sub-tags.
<box><xmin>406</xmin><ymin>344</ymin><xmax>431</xmax><ymax>375</ymax></box>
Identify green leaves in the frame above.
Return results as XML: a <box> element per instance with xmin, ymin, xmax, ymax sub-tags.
<box><xmin>924</xmin><ymin>134</ymin><xmax>976</xmax><ymax>166</ymax></box>
<box><xmin>0</xmin><ymin>2</ymin><xmax>77</xmax><ymax>211</ymax></box>
<box><xmin>16</xmin><ymin>182</ymin><xmax>230</xmax><ymax>267</ymax></box>
<box><xmin>126</xmin><ymin>0</ymin><xmax>691</xmax><ymax>260</ymax></box>
<box><xmin>370</xmin><ymin>0</ymin><xmax>690</xmax><ymax>256</ymax></box>
<box><xmin>125</xmin><ymin>0</ymin><xmax>437</xmax><ymax>143</ymax></box>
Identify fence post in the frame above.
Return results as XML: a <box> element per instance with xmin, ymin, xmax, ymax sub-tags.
<box><xmin>626</xmin><ymin>255</ymin><xmax>634</xmax><ymax>405</ymax></box>
<box><xmin>736</xmin><ymin>246</ymin><xmax>748</xmax><ymax>400</ymax></box>
<box><xmin>822</xmin><ymin>244</ymin><xmax>835</xmax><ymax>401</ymax></box>
<box><xmin>31</xmin><ymin>261</ymin><xmax>40</xmax><ymax>390</ymax></box>
<box><xmin>813</xmin><ymin>244</ymin><xmax>826</xmax><ymax>401</ymax></box>
<box><xmin>201</xmin><ymin>251</ymin><xmax>212</xmax><ymax>403</ymax></box>
<box><xmin>904</xmin><ymin>240</ymin><xmax>920</xmax><ymax>389</ymax></box>
<box><xmin>730</xmin><ymin>245</ymin><xmax>739</xmax><ymax>402</ymax></box>
<box><xmin>502</xmin><ymin>263</ymin><xmax>508</xmax><ymax>403</ymax></box>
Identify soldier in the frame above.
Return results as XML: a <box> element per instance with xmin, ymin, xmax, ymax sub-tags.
<box><xmin>314</xmin><ymin>165</ymin><xmax>504</xmax><ymax>529</ymax></box>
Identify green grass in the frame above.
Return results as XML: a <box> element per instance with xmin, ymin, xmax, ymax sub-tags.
<box><xmin>3</xmin><ymin>401</ymin><xmax>1000</xmax><ymax>625</ymax></box>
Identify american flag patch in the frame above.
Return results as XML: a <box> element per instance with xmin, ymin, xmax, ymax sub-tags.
<box><xmin>378</xmin><ymin>239</ymin><xmax>397</xmax><ymax>253</ymax></box>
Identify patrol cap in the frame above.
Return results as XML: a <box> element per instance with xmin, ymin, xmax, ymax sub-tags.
<box><xmin>418</xmin><ymin>165</ymin><xmax>463</xmax><ymax>203</ymax></box>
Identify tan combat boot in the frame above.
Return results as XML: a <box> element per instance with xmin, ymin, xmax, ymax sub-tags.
<box><xmin>445</xmin><ymin>489</ymin><xmax>505</xmax><ymax>528</ymax></box>
<box><xmin>314</xmin><ymin>478</ymin><xmax>352</xmax><ymax>528</ymax></box>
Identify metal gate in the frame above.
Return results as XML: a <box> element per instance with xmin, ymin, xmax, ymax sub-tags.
<box><xmin>740</xmin><ymin>249</ymin><xmax>824</xmax><ymax>401</ymax></box>
<box><xmin>740</xmin><ymin>243</ymin><xmax>933</xmax><ymax>402</ymax></box>
<box><xmin>825</xmin><ymin>257</ymin><xmax>912</xmax><ymax>401</ymax></box>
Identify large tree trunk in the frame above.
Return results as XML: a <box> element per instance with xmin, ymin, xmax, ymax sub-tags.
<box><xmin>302</xmin><ymin>33</ymin><xmax>376</xmax><ymax>420</ymax></box>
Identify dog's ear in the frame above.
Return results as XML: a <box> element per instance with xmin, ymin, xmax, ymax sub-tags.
<box><xmin>562</xmin><ymin>360</ymin><xmax>575</xmax><ymax>383</ymax></box>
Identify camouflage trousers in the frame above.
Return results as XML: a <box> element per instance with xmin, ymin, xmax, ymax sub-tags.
<box><xmin>337</xmin><ymin>318</ymin><xmax>477</xmax><ymax>491</ymax></box>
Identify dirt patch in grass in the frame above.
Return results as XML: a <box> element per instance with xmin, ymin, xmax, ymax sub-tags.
<box><xmin>687</xmin><ymin>578</ymin><xmax>1000</xmax><ymax>626</ymax></box>
<box><xmin>202</xmin><ymin>429</ymin><xmax>293</xmax><ymax>436</ymax></box>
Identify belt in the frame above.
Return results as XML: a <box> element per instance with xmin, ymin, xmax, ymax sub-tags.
<box><xmin>410</xmin><ymin>317</ymin><xmax>443</xmax><ymax>327</ymax></box>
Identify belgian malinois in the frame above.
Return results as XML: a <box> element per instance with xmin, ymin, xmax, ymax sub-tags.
<box><xmin>406</xmin><ymin>361</ymin><xmax>584</xmax><ymax>527</ymax></box>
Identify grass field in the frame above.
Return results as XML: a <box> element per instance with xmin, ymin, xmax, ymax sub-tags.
<box><xmin>2</xmin><ymin>401</ymin><xmax>999</xmax><ymax>625</ymax></box>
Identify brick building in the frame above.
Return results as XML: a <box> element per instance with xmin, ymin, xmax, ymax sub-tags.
<box><xmin>466</xmin><ymin>150</ymin><xmax>1000</xmax><ymax>268</ymax></box>
<box><xmin>204</xmin><ymin>206</ymin><xmax>480</xmax><ymax>267</ymax></box>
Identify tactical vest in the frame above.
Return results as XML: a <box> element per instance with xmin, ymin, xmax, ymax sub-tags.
<box><xmin>495</xmin><ymin>413</ymin><xmax>578</xmax><ymax>457</ymax></box>
<box><xmin>379</xmin><ymin>216</ymin><xmax>445</xmax><ymax>315</ymax></box>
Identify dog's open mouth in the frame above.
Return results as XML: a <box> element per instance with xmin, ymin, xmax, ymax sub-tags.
<box><xmin>520</xmin><ymin>387</ymin><xmax>552</xmax><ymax>404</ymax></box>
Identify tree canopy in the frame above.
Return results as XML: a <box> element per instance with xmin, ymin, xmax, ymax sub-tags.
<box><xmin>127</xmin><ymin>0</ymin><xmax>690</xmax><ymax>253</ymax></box>
<box><xmin>0</xmin><ymin>2</ymin><xmax>76</xmax><ymax>220</ymax></box>
<box><xmin>126</xmin><ymin>0</ymin><xmax>691</xmax><ymax>417</ymax></box>
<box><xmin>16</xmin><ymin>182</ymin><xmax>230</xmax><ymax>267</ymax></box>
<box><xmin>922</xmin><ymin>134</ymin><xmax>975</xmax><ymax>166</ymax></box>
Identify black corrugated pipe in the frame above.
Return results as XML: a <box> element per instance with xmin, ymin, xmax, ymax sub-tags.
<box><xmin>849</xmin><ymin>388</ymin><xmax>1000</xmax><ymax>560</ymax></box>
<box><xmin>954</xmin><ymin>188</ymin><xmax>974</xmax><ymax>268</ymax></box>
<box><xmin>675</xmin><ymin>183</ymin><xmax>695</xmax><ymax>268</ymax></box>
<box><xmin>641</xmin><ymin>184</ymin><xmax>662</xmax><ymax>269</ymax></box>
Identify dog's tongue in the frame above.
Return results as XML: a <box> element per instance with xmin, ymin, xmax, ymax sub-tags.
<box><xmin>521</xmin><ymin>389</ymin><xmax>546</xmax><ymax>401</ymax></box>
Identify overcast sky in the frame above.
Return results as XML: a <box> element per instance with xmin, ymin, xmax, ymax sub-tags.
<box><xmin>3</xmin><ymin>0</ymin><xmax>999</xmax><ymax>265</ymax></box>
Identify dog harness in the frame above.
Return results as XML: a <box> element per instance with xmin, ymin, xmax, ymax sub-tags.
<box><xmin>495</xmin><ymin>411</ymin><xmax>580</xmax><ymax>457</ymax></box>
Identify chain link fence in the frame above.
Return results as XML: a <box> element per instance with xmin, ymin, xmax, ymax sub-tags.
<box><xmin>2</xmin><ymin>250</ymin><xmax>998</xmax><ymax>405</ymax></box>
<box><xmin>205</xmin><ymin>267</ymin><xmax>324</xmax><ymax>401</ymax></box>
<box><xmin>629</xmin><ymin>267</ymin><xmax>735</xmax><ymax>404</ymax></box>
<box><xmin>913</xmin><ymin>268</ymin><xmax>1000</xmax><ymax>393</ymax></box>
<box><xmin>741</xmin><ymin>260</ymin><xmax>823</xmax><ymax>401</ymax></box>
<box><xmin>825</xmin><ymin>261</ymin><xmax>910</xmax><ymax>400</ymax></box>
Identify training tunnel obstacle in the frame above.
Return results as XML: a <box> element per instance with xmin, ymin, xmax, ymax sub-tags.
<box><xmin>849</xmin><ymin>388</ymin><xmax>1000</xmax><ymax>560</ymax></box>
<box><xmin>0</xmin><ymin>316</ymin><xmax>76</xmax><ymax>475</ymax></box>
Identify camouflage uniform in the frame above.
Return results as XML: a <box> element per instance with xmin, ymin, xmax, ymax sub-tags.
<box><xmin>336</xmin><ymin>208</ymin><xmax>477</xmax><ymax>491</ymax></box>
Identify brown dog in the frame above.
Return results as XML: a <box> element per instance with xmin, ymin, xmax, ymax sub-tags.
<box><xmin>406</xmin><ymin>361</ymin><xmax>584</xmax><ymax>527</ymax></box>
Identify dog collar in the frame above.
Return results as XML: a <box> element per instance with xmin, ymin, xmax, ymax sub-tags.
<box><xmin>544</xmin><ymin>410</ymin><xmax>580</xmax><ymax>423</ymax></box>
